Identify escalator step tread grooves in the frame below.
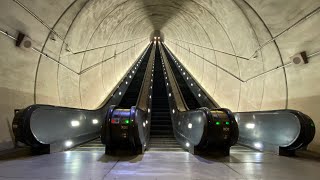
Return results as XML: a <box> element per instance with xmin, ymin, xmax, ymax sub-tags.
<box><xmin>149</xmin><ymin>43</ymin><xmax>183</xmax><ymax>152</ymax></box>
<box><xmin>71</xmin><ymin>138</ymin><xmax>105</xmax><ymax>151</ymax></box>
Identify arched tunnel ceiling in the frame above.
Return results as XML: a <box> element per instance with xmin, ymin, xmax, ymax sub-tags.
<box><xmin>0</xmin><ymin>0</ymin><xmax>320</xmax><ymax>152</ymax></box>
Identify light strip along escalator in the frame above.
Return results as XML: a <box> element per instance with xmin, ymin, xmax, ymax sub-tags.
<box><xmin>118</xmin><ymin>47</ymin><xmax>151</xmax><ymax>109</ymax></box>
<box><xmin>162</xmin><ymin>43</ymin><xmax>218</xmax><ymax>109</ymax></box>
<box><xmin>12</xmin><ymin>42</ymin><xmax>153</xmax><ymax>154</ymax></box>
<box><xmin>161</xmin><ymin>43</ymin><xmax>315</xmax><ymax>156</ymax></box>
<box><xmin>101</xmin><ymin>43</ymin><xmax>156</xmax><ymax>154</ymax></box>
<box><xmin>71</xmin><ymin>138</ymin><xmax>104</xmax><ymax>151</ymax></box>
<box><xmin>149</xmin><ymin>42</ymin><xmax>183</xmax><ymax>152</ymax></box>
<box><xmin>72</xmin><ymin>43</ymin><xmax>154</xmax><ymax>152</ymax></box>
<box><xmin>159</xmin><ymin>43</ymin><xmax>238</xmax><ymax>155</ymax></box>
<box><xmin>164</xmin><ymin>50</ymin><xmax>201</xmax><ymax>110</ymax></box>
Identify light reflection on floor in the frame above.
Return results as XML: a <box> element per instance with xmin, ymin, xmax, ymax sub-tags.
<box><xmin>0</xmin><ymin>145</ymin><xmax>319</xmax><ymax>180</ymax></box>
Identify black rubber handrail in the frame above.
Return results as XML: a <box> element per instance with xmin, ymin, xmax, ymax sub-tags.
<box><xmin>12</xmin><ymin>43</ymin><xmax>153</xmax><ymax>153</ymax></box>
<box><xmin>162</xmin><ymin>43</ymin><xmax>219</xmax><ymax>109</ymax></box>
<box><xmin>101</xmin><ymin>42</ymin><xmax>156</xmax><ymax>154</ymax></box>
<box><xmin>162</xmin><ymin>43</ymin><xmax>315</xmax><ymax>155</ymax></box>
<box><xmin>159</xmin><ymin>43</ymin><xmax>238</xmax><ymax>155</ymax></box>
<box><xmin>234</xmin><ymin>110</ymin><xmax>315</xmax><ymax>155</ymax></box>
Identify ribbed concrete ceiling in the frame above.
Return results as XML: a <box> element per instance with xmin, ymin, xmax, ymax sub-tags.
<box><xmin>0</xmin><ymin>0</ymin><xmax>319</xmax><ymax>152</ymax></box>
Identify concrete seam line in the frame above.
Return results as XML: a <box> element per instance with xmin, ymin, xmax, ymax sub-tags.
<box><xmin>0</xmin><ymin>28</ymin><xmax>80</xmax><ymax>75</ymax></box>
<box><xmin>244</xmin><ymin>62</ymin><xmax>293</xmax><ymax>82</ymax></box>
<box><xmin>72</xmin><ymin>37</ymin><xmax>146</xmax><ymax>55</ymax></box>
<box><xmin>164</xmin><ymin>2</ymin><xmax>212</xmax><ymax>84</ymax></box>
<box><xmin>0</xmin><ymin>29</ymin><xmax>17</xmax><ymax>40</ymax></box>
<box><xmin>240</xmin><ymin>0</ymin><xmax>288</xmax><ymax>109</ymax></box>
<box><xmin>157</xmin><ymin>3</ymin><xmax>221</xmax><ymax>91</ymax></box>
<box><xmin>31</xmin><ymin>47</ymin><xmax>79</xmax><ymax>75</ymax></box>
<box><xmin>79</xmin><ymin>38</ymin><xmax>147</xmax><ymax>75</ymax></box>
<box><xmin>12</xmin><ymin>0</ymin><xmax>74</xmax><ymax>53</ymax></box>
<box><xmin>232</xmin><ymin>0</ymin><xmax>267</xmax><ymax>111</ymax></box>
<box><xmin>0</xmin><ymin>33</ymin><xmax>148</xmax><ymax>76</ymax></box>
<box><xmin>167</xmin><ymin>39</ymin><xmax>244</xmax><ymax>82</ymax></box>
<box><xmin>232</xmin><ymin>0</ymin><xmax>262</xmax><ymax>49</ymax></box>
<box><xmin>77</xmin><ymin>0</ymin><xmax>139</xmax><ymax>107</ymax></box>
<box><xmin>34</xmin><ymin>0</ymin><xmax>86</xmax><ymax>106</ymax></box>
<box><xmin>169</xmin><ymin>37</ymin><xmax>250</xmax><ymax>61</ymax></box>
<box><xmin>249</xmin><ymin>6</ymin><xmax>320</xmax><ymax>59</ymax></box>
<box><xmin>97</xmin><ymin>14</ymin><xmax>152</xmax><ymax>94</ymax></box>
<box><xmin>95</xmin><ymin>42</ymin><xmax>152</xmax><ymax>108</ymax></box>
<box><xmin>56</xmin><ymin>0</ymin><xmax>90</xmax><ymax>108</ymax></box>
<box><xmin>308</xmin><ymin>50</ymin><xmax>320</xmax><ymax>58</ymax></box>
<box><xmin>86</xmin><ymin>7</ymin><xmax>155</xmax><ymax>95</ymax></box>
<box><xmin>77</xmin><ymin>0</ymin><xmax>131</xmax><ymax>79</ymax></box>
<box><xmin>168</xmin><ymin>38</ymin><xmax>303</xmax><ymax>83</ymax></box>
<box><xmin>188</xmin><ymin>0</ymin><xmax>242</xmax><ymax>91</ymax></box>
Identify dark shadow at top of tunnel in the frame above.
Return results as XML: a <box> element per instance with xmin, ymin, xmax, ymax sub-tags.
<box><xmin>139</xmin><ymin>0</ymin><xmax>189</xmax><ymax>31</ymax></box>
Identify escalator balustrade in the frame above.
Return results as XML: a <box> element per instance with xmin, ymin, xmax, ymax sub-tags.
<box><xmin>101</xmin><ymin>43</ymin><xmax>155</xmax><ymax>154</ymax></box>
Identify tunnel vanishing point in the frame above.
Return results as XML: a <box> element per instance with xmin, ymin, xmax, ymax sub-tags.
<box><xmin>0</xmin><ymin>0</ymin><xmax>320</xmax><ymax>179</ymax></box>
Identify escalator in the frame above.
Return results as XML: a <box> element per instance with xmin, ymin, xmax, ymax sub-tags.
<box><xmin>149</xmin><ymin>42</ymin><xmax>182</xmax><ymax>151</ymax></box>
<box><xmin>72</xmin><ymin>45</ymin><xmax>154</xmax><ymax>152</ymax></box>
<box><xmin>165</xmin><ymin>50</ymin><xmax>201</xmax><ymax>110</ymax></box>
<box><xmin>71</xmin><ymin>138</ymin><xmax>104</xmax><ymax>151</ymax></box>
<box><xmin>100</xmin><ymin>43</ymin><xmax>156</xmax><ymax>154</ymax></box>
<box><xmin>118</xmin><ymin>52</ymin><xmax>149</xmax><ymax>109</ymax></box>
<box><xmin>12</xmin><ymin>43</ymin><xmax>154</xmax><ymax>154</ymax></box>
<box><xmin>11</xmin><ymin>40</ymin><xmax>315</xmax><ymax>156</ymax></box>
<box><xmin>161</xmin><ymin>43</ymin><xmax>315</xmax><ymax>156</ymax></box>
<box><xmin>159</xmin><ymin>43</ymin><xmax>239</xmax><ymax>155</ymax></box>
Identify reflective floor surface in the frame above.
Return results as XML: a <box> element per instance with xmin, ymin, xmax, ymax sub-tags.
<box><xmin>0</xmin><ymin>145</ymin><xmax>319</xmax><ymax>180</ymax></box>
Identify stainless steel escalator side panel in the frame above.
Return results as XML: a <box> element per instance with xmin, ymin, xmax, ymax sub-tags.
<box><xmin>161</xmin><ymin>43</ymin><xmax>316</xmax><ymax>156</ymax></box>
<box><xmin>12</xmin><ymin>42</ymin><xmax>153</xmax><ymax>153</ymax></box>
<box><xmin>159</xmin><ymin>43</ymin><xmax>239</xmax><ymax>155</ymax></box>
<box><xmin>101</xmin><ymin>42</ymin><xmax>156</xmax><ymax>154</ymax></box>
<box><xmin>235</xmin><ymin>110</ymin><xmax>315</xmax><ymax>155</ymax></box>
<box><xmin>162</xmin><ymin>43</ymin><xmax>219</xmax><ymax>109</ymax></box>
<box><xmin>30</xmin><ymin>108</ymin><xmax>101</xmax><ymax>145</ymax></box>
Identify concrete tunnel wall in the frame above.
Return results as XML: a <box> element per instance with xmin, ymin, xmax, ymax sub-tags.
<box><xmin>0</xmin><ymin>0</ymin><xmax>319</xmax><ymax>152</ymax></box>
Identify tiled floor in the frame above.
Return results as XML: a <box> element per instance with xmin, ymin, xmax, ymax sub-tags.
<box><xmin>0</xmin><ymin>145</ymin><xmax>319</xmax><ymax>180</ymax></box>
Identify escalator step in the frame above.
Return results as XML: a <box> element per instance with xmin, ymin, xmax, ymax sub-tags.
<box><xmin>150</xmin><ymin>130</ymin><xmax>173</xmax><ymax>135</ymax></box>
<box><xmin>117</xmin><ymin>43</ymin><xmax>152</xmax><ymax>108</ymax></box>
<box><xmin>151</xmin><ymin>123</ymin><xmax>172</xmax><ymax>126</ymax></box>
<box><xmin>151</xmin><ymin>115</ymin><xmax>170</xmax><ymax>119</ymax></box>
<box><xmin>163</xmin><ymin>44</ymin><xmax>201</xmax><ymax>109</ymax></box>
<box><xmin>148</xmin><ymin>43</ymin><xmax>181</xmax><ymax>151</ymax></box>
<box><xmin>151</xmin><ymin>124</ymin><xmax>172</xmax><ymax>127</ymax></box>
<box><xmin>152</xmin><ymin>112</ymin><xmax>170</xmax><ymax>115</ymax></box>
